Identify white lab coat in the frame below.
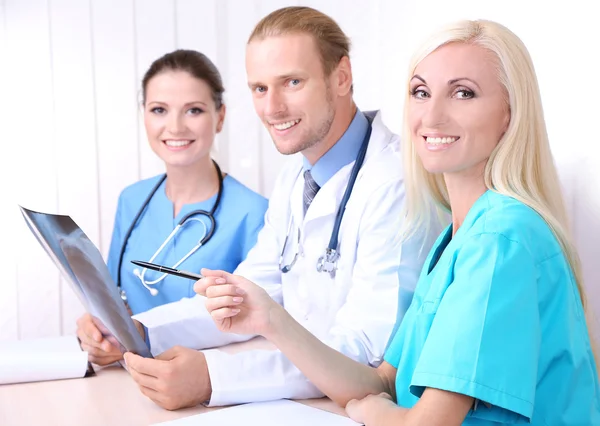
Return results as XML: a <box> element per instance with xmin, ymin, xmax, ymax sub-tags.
<box><xmin>133</xmin><ymin>110</ymin><xmax>438</xmax><ymax>406</ymax></box>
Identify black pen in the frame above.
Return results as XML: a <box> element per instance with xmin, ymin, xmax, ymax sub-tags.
<box><xmin>131</xmin><ymin>260</ymin><xmax>204</xmax><ymax>281</ymax></box>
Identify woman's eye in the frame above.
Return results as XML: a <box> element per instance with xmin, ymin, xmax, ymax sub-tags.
<box><xmin>455</xmin><ymin>89</ymin><xmax>475</xmax><ymax>99</ymax></box>
<box><xmin>410</xmin><ymin>89</ymin><xmax>429</xmax><ymax>99</ymax></box>
<box><xmin>188</xmin><ymin>107</ymin><xmax>204</xmax><ymax>115</ymax></box>
<box><xmin>150</xmin><ymin>107</ymin><xmax>166</xmax><ymax>114</ymax></box>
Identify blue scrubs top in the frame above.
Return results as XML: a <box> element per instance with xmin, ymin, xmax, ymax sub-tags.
<box><xmin>107</xmin><ymin>174</ymin><xmax>268</xmax><ymax>315</ymax></box>
<box><xmin>385</xmin><ymin>190</ymin><xmax>600</xmax><ymax>424</ymax></box>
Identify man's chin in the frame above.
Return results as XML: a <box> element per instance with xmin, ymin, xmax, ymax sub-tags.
<box><xmin>274</xmin><ymin>146</ymin><xmax>302</xmax><ymax>156</ymax></box>
<box><xmin>272</xmin><ymin>140</ymin><xmax>304</xmax><ymax>156</ymax></box>
<box><xmin>271</xmin><ymin>136</ymin><xmax>316</xmax><ymax>156</ymax></box>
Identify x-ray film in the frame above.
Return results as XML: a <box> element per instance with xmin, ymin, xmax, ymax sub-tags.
<box><xmin>19</xmin><ymin>206</ymin><xmax>152</xmax><ymax>358</ymax></box>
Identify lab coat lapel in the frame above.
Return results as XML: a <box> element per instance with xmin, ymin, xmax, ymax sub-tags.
<box><xmin>303</xmin><ymin>110</ymin><xmax>390</xmax><ymax>224</ymax></box>
<box><xmin>362</xmin><ymin>110</ymin><xmax>392</xmax><ymax>165</ymax></box>
<box><xmin>303</xmin><ymin>172</ymin><xmax>344</xmax><ymax>223</ymax></box>
<box><xmin>290</xmin><ymin>166</ymin><xmax>305</xmax><ymax>231</ymax></box>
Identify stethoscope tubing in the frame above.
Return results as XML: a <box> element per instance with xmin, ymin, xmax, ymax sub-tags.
<box><xmin>117</xmin><ymin>160</ymin><xmax>223</xmax><ymax>296</ymax></box>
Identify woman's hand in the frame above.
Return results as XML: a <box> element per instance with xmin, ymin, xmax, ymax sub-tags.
<box><xmin>194</xmin><ymin>269</ymin><xmax>283</xmax><ymax>337</ymax></box>
<box><xmin>76</xmin><ymin>313</ymin><xmax>123</xmax><ymax>365</ymax></box>
<box><xmin>346</xmin><ymin>392</ymin><xmax>397</xmax><ymax>425</ymax></box>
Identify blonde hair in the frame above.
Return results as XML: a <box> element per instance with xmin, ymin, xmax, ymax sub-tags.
<box><xmin>248</xmin><ymin>6</ymin><xmax>350</xmax><ymax>76</ymax></box>
<box><xmin>401</xmin><ymin>20</ymin><xmax>596</xmax><ymax>355</ymax></box>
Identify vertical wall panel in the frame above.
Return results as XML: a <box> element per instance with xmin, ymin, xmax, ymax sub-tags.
<box><xmin>92</xmin><ymin>0</ymin><xmax>139</xmax><ymax>260</ymax></box>
<box><xmin>0</xmin><ymin>0</ymin><xmax>19</xmax><ymax>342</ymax></box>
<box><xmin>219</xmin><ymin>0</ymin><xmax>262</xmax><ymax>193</ymax></box>
<box><xmin>174</xmin><ymin>0</ymin><xmax>218</xmax><ymax>61</ymax></box>
<box><xmin>8</xmin><ymin>0</ymin><xmax>61</xmax><ymax>339</ymax></box>
<box><xmin>134</xmin><ymin>0</ymin><xmax>176</xmax><ymax>180</ymax></box>
<box><xmin>49</xmin><ymin>0</ymin><xmax>97</xmax><ymax>334</ymax></box>
<box><xmin>174</xmin><ymin>0</ymin><xmax>226</xmax><ymax>163</ymax></box>
<box><xmin>378</xmin><ymin>0</ymin><xmax>414</xmax><ymax>136</ymax></box>
<box><xmin>565</xmin><ymin>0</ymin><xmax>600</xmax><ymax>322</ymax></box>
<box><xmin>574</xmin><ymin>161</ymin><xmax>600</xmax><ymax>338</ymax></box>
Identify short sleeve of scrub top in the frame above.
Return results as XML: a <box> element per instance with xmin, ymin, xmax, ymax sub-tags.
<box><xmin>387</xmin><ymin>232</ymin><xmax>540</xmax><ymax>423</ymax></box>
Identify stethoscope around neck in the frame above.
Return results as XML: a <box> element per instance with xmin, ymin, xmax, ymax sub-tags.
<box><xmin>116</xmin><ymin>160</ymin><xmax>223</xmax><ymax>301</ymax></box>
<box><xmin>278</xmin><ymin>116</ymin><xmax>373</xmax><ymax>278</ymax></box>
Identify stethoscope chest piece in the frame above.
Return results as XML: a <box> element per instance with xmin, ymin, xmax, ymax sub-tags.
<box><xmin>316</xmin><ymin>248</ymin><xmax>339</xmax><ymax>278</ymax></box>
<box><xmin>278</xmin><ymin>116</ymin><xmax>373</xmax><ymax>277</ymax></box>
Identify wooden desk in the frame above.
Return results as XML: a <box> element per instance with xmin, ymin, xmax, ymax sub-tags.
<box><xmin>0</xmin><ymin>339</ymin><xmax>346</xmax><ymax>426</ymax></box>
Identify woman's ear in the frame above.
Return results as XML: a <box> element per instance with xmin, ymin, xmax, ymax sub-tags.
<box><xmin>216</xmin><ymin>104</ymin><xmax>227</xmax><ymax>133</ymax></box>
<box><xmin>501</xmin><ymin>106</ymin><xmax>510</xmax><ymax>135</ymax></box>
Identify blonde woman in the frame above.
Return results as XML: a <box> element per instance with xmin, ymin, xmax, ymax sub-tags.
<box><xmin>195</xmin><ymin>20</ymin><xmax>600</xmax><ymax>425</ymax></box>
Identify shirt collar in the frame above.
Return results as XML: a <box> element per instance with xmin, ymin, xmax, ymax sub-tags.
<box><xmin>302</xmin><ymin>109</ymin><xmax>369</xmax><ymax>187</ymax></box>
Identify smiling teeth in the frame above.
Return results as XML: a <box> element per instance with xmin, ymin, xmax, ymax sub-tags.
<box><xmin>426</xmin><ymin>137</ymin><xmax>457</xmax><ymax>144</ymax></box>
<box><xmin>165</xmin><ymin>140</ymin><xmax>191</xmax><ymax>147</ymax></box>
<box><xmin>273</xmin><ymin>119</ymin><xmax>300</xmax><ymax>130</ymax></box>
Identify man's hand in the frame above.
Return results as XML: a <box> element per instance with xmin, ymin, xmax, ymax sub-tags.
<box><xmin>124</xmin><ymin>346</ymin><xmax>212</xmax><ymax>411</ymax></box>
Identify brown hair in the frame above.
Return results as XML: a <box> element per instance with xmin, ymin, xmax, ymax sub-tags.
<box><xmin>141</xmin><ymin>49</ymin><xmax>224</xmax><ymax>109</ymax></box>
<box><xmin>248</xmin><ymin>6</ymin><xmax>351</xmax><ymax>76</ymax></box>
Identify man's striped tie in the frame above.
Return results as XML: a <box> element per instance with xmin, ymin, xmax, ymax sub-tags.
<box><xmin>303</xmin><ymin>170</ymin><xmax>320</xmax><ymax>216</ymax></box>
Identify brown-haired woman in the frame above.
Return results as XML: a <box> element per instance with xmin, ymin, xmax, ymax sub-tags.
<box><xmin>76</xmin><ymin>50</ymin><xmax>267</xmax><ymax>366</ymax></box>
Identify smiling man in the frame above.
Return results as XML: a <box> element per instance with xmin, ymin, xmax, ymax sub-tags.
<box><xmin>121</xmin><ymin>6</ymin><xmax>438</xmax><ymax>410</ymax></box>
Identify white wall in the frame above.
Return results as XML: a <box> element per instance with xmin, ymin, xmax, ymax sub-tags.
<box><xmin>1</xmin><ymin>0</ymin><xmax>599</xmax><ymax>341</ymax></box>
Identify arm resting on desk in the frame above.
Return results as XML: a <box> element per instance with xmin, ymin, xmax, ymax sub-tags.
<box><xmin>132</xmin><ymin>296</ymin><xmax>254</xmax><ymax>356</ymax></box>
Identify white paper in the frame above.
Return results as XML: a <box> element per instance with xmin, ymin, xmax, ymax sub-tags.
<box><xmin>0</xmin><ymin>335</ymin><xmax>89</xmax><ymax>385</ymax></box>
<box><xmin>153</xmin><ymin>399</ymin><xmax>361</xmax><ymax>426</ymax></box>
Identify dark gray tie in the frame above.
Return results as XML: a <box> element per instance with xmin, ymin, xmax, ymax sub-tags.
<box><xmin>303</xmin><ymin>170</ymin><xmax>320</xmax><ymax>215</ymax></box>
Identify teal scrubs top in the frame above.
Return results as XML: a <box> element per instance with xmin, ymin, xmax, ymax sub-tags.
<box><xmin>385</xmin><ymin>190</ymin><xmax>600</xmax><ymax>424</ymax></box>
<box><xmin>107</xmin><ymin>174</ymin><xmax>268</xmax><ymax>315</ymax></box>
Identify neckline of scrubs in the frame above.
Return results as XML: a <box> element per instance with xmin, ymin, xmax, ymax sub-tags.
<box><xmin>156</xmin><ymin>174</ymin><xmax>232</xmax><ymax>223</ymax></box>
<box><xmin>427</xmin><ymin>189</ymin><xmax>492</xmax><ymax>274</ymax></box>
